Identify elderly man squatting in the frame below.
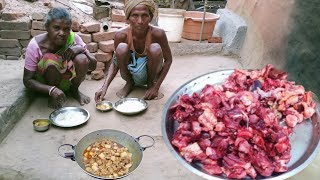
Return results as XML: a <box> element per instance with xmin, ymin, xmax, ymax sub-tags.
<box><xmin>95</xmin><ymin>0</ymin><xmax>173</xmax><ymax>101</ymax></box>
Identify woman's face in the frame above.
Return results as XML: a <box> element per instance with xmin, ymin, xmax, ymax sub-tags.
<box><xmin>128</xmin><ymin>5</ymin><xmax>152</xmax><ymax>31</ymax></box>
<box><xmin>46</xmin><ymin>19</ymin><xmax>71</xmax><ymax>47</ymax></box>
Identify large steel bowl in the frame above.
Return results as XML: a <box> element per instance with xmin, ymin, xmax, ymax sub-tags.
<box><xmin>161</xmin><ymin>70</ymin><xmax>320</xmax><ymax>179</ymax></box>
<box><xmin>58</xmin><ymin>129</ymin><xmax>155</xmax><ymax>179</ymax></box>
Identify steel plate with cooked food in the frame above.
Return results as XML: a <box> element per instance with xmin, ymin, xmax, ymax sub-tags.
<box><xmin>113</xmin><ymin>98</ymin><xmax>148</xmax><ymax>115</ymax></box>
<box><xmin>49</xmin><ymin>107</ymin><xmax>90</xmax><ymax>127</ymax></box>
<box><xmin>96</xmin><ymin>101</ymin><xmax>113</xmax><ymax>112</ymax></box>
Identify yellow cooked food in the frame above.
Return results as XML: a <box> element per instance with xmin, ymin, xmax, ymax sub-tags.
<box><xmin>83</xmin><ymin>139</ymin><xmax>133</xmax><ymax>178</ymax></box>
<box><xmin>34</xmin><ymin>120</ymin><xmax>49</xmax><ymax>127</ymax></box>
<box><xmin>96</xmin><ymin>104</ymin><xmax>111</xmax><ymax>110</ymax></box>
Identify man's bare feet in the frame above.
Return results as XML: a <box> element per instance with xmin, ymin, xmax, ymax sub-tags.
<box><xmin>116</xmin><ymin>81</ymin><xmax>134</xmax><ymax>98</ymax></box>
<box><xmin>70</xmin><ymin>89</ymin><xmax>90</xmax><ymax>106</ymax></box>
<box><xmin>48</xmin><ymin>96</ymin><xmax>65</xmax><ymax>109</ymax></box>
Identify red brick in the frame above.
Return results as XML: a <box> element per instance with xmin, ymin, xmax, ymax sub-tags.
<box><xmin>19</xmin><ymin>39</ymin><xmax>31</xmax><ymax>47</ymax></box>
<box><xmin>0</xmin><ymin>39</ymin><xmax>21</xmax><ymax>48</ymax></box>
<box><xmin>6</xmin><ymin>56</ymin><xmax>20</xmax><ymax>60</ymax></box>
<box><xmin>111</xmin><ymin>9</ymin><xmax>126</xmax><ymax>22</ymax></box>
<box><xmin>0</xmin><ymin>47</ymin><xmax>22</xmax><ymax>56</ymax></box>
<box><xmin>91</xmin><ymin>70</ymin><xmax>105</xmax><ymax>80</ymax></box>
<box><xmin>95</xmin><ymin>50</ymin><xmax>113</xmax><ymax>62</ymax></box>
<box><xmin>92</xmin><ymin>31</ymin><xmax>115</xmax><ymax>42</ymax></box>
<box><xmin>32</xmin><ymin>21</ymin><xmax>46</xmax><ymax>30</ymax></box>
<box><xmin>1</xmin><ymin>30</ymin><xmax>31</xmax><ymax>39</ymax></box>
<box><xmin>95</xmin><ymin>62</ymin><xmax>105</xmax><ymax>70</ymax></box>
<box><xmin>0</xmin><ymin>20</ymin><xmax>31</xmax><ymax>31</ymax></box>
<box><xmin>76</xmin><ymin>32</ymin><xmax>92</xmax><ymax>44</ymax></box>
<box><xmin>86</xmin><ymin>42</ymin><xmax>98</xmax><ymax>53</ymax></box>
<box><xmin>0</xmin><ymin>12</ymin><xmax>26</xmax><ymax>21</ymax></box>
<box><xmin>0</xmin><ymin>0</ymin><xmax>6</xmax><ymax>10</ymax></box>
<box><xmin>72</xmin><ymin>20</ymin><xmax>80</xmax><ymax>32</ymax></box>
<box><xmin>79</xmin><ymin>22</ymin><xmax>101</xmax><ymax>33</ymax></box>
<box><xmin>111</xmin><ymin>22</ymin><xmax>127</xmax><ymax>29</ymax></box>
<box><xmin>93</xmin><ymin>6</ymin><xmax>110</xmax><ymax>20</ymax></box>
<box><xmin>32</xmin><ymin>13</ymin><xmax>46</xmax><ymax>21</ymax></box>
<box><xmin>208</xmin><ymin>36</ymin><xmax>222</xmax><ymax>43</ymax></box>
<box><xmin>98</xmin><ymin>40</ymin><xmax>114</xmax><ymax>53</ymax></box>
<box><xmin>31</xmin><ymin>29</ymin><xmax>46</xmax><ymax>37</ymax></box>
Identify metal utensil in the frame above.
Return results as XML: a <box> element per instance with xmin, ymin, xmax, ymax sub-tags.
<box><xmin>58</xmin><ymin>129</ymin><xmax>155</xmax><ymax>179</ymax></box>
<box><xmin>113</xmin><ymin>98</ymin><xmax>148</xmax><ymax>115</ymax></box>
<box><xmin>161</xmin><ymin>69</ymin><xmax>320</xmax><ymax>180</ymax></box>
<box><xmin>33</xmin><ymin>119</ymin><xmax>50</xmax><ymax>132</ymax></box>
<box><xmin>49</xmin><ymin>107</ymin><xmax>90</xmax><ymax>127</ymax></box>
<box><xmin>95</xmin><ymin>101</ymin><xmax>113</xmax><ymax>112</ymax></box>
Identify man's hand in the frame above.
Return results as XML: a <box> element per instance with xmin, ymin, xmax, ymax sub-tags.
<box><xmin>144</xmin><ymin>86</ymin><xmax>159</xmax><ymax>100</ymax></box>
<box><xmin>95</xmin><ymin>88</ymin><xmax>107</xmax><ymax>103</ymax></box>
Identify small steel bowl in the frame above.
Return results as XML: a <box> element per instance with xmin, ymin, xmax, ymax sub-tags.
<box><xmin>33</xmin><ymin>119</ymin><xmax>50</xmax><ymax>132</ymax></box>
<box><xmin>96</xmin><ymin>101</ymin><xmax>113</xmax><ymax>112</ymax></box>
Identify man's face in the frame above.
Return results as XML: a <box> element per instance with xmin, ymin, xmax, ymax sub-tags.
<box><xmin>128</xmin><ymin>4</ymin><xmax>152</xmax><ymax>30</ymax></box>
<box><xmin>46</xmin><ymin>19</ymin><xmax>71</xmax><ymax>47</ymax></box>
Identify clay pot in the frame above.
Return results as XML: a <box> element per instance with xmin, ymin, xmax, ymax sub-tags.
<box><xmin>182</xmin><ymin>11</ymin><xmax>220</xmax><ymax>41</ymax></box>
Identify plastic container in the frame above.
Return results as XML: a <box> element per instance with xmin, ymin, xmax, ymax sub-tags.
<box><xmin>182</xmin><ymin>11</ymin><xmax>220</xmax><ymax>41</ymax></box>
<box><xmin>157</xmin><ymin>8</ymin><xmax>186</xmax><ymax>43</ymax></box>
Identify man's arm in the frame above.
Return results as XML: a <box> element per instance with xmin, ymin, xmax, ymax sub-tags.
<box><xmin>152</xmin><ymin>28</ymin><xmax>173</xmax><ymax>90</ymax></box>
<box><xmin>94</xmin><ymin>30</ymin><xmax>127</xmax><ymax>102</ymax></box>
<box><xmin>102</xmin><ymin>30</ymin><xmax>127</xmax><ymax>90</ymax></box>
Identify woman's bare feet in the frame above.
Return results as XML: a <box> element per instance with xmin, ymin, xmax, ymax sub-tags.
<box><xmin>70</xmin><ymin>88</ymin><xmax>90</xmax><ymax>105</ymax></box>
<box><xmin>116</xmin><ymin>81</ymin><xmax>134</xmax><ymax>98</ymax></box>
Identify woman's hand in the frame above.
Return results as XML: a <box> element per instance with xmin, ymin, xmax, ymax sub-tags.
<box><xmin>95</xmin><ymin>87</ymin><xmax>107</xmax><ymax>103</ymax></box>
<box><xmin>49</xmin><ymin>88</ymin><xmax>67</xmax><ymax>109</ymax></box>
<box><xmin>62</xmin><ymin>45</ymin><xmax>84</xmax><ymax>61</ymax></box>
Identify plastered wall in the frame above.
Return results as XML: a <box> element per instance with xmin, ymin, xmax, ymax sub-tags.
<box><xmin>227</xmin><ymin>0</ymin><xmax>320</xmax><ymax>95</ymax></box>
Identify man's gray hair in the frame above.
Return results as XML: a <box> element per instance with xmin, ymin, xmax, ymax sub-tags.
<box><xmin>45</xmin><ymin>7</ymin><xmax>72</xmax><ymax>28</ymax></box>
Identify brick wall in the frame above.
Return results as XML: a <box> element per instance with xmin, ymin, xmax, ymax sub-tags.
<box><xmin>0</xmin><ymin>10</ymin><xmax>127</xmax><ymax>82</ymax></box>
<box><xmin>0</xmin><ymin>16</ymin><xmax>31</xmax><ymax>60</ymax></box>
<box><xmin>76</xmin><ymin>22</ymin><xmax>117</xmax><ymax>80</ymax></box>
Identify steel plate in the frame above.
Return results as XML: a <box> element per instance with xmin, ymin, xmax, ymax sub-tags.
<box><xmin>113</xmin><ymin>98</ymin><xmax>148</xmax><ymax>115</ymax></box>
<box><xmin>49</xmin><ymin>107</ymin><xmax>90</xmax><ymax>127</ymax></box>
<box><xmin>161</xmin><ymin>69</ymin><xmax>320</xmax><ymax>179</ymax></box>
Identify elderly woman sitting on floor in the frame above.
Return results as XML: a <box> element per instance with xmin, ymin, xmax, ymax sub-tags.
<box><xmin>23</xmin><ymin>7</ymin><xmax>96</xmax><ymax>109</ymax></box>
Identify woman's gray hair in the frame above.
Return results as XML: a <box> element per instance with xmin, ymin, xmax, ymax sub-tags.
<box><xmin>45</xmin><ymin>7</ymin><xmax>72</xmax><ymax>28</ymax></box>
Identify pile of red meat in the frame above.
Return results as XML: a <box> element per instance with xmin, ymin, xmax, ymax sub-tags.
<box><xmin>170</xmin><ymin>64</ymin><xmax>316</xmax><ymax>179</ymax></box>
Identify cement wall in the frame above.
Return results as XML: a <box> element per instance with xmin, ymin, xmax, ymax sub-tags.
<box><xmin>226</xmin><ymin>0</ymin><xmax>320</xmax><ymax>95</ymax></box>
<box><xmin>227</xmin><ymin>0</ymin><xmax>294</xmax><ymax>69</ymax></box>
<box><xmin>285</xmin><ymin>0</ymin><xmax>320</xmax><ymax>96</ymax></box>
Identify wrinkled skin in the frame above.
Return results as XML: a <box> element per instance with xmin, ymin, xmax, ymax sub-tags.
<box><xmin>95</xmin><ymin>4</ymin><xmax>172</xmax><ymax>102</ymax></box>
<box><xmin>23</xmin><ymin>19</ymin><xmax>96</xmax><ymax>109</ymax></box>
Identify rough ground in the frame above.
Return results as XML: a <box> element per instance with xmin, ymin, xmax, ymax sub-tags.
<box><xmin>0</xmin><ymin>55</ymin><xmax>320</xmax><ymax>180</ymax></box>
<box><xmin>0</xmin><ymin>55</ymin><xmax>241</xmax><ymax>180</ymax></box>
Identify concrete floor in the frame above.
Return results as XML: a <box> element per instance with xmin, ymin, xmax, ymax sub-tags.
<box><xmin>0</xmin><ymin>55</ymin><xmax>319</xmax><ymax>180</ymax></box>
